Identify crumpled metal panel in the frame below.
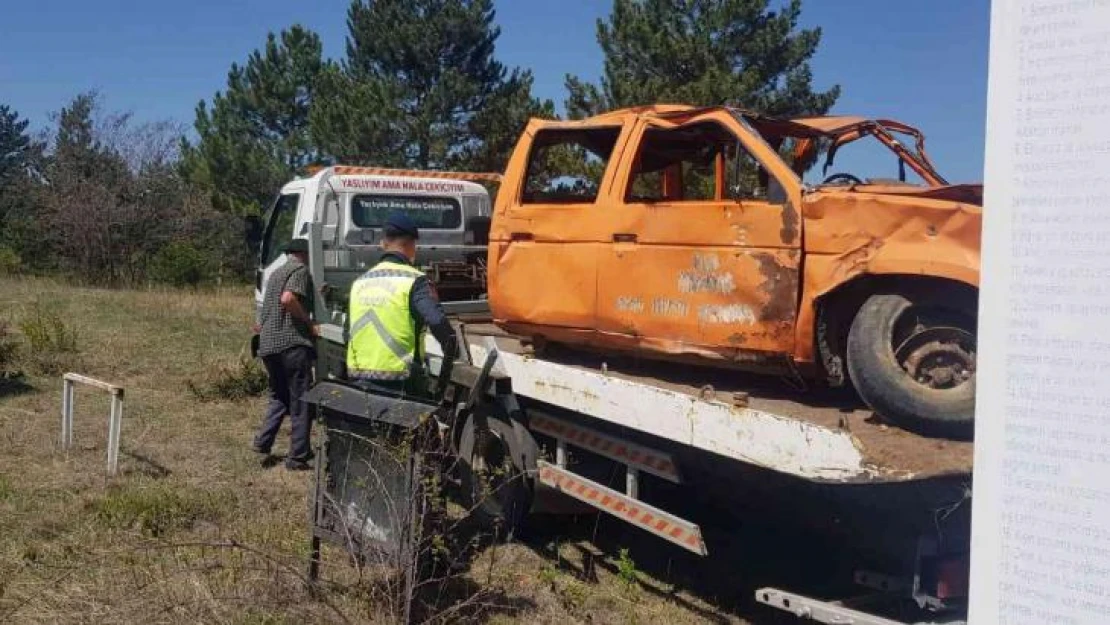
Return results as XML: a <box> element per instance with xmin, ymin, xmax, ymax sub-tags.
<box><xmin>792</xmin><ymin>190</ymin><xmax>982</xmax><ymax>363</ymax></box>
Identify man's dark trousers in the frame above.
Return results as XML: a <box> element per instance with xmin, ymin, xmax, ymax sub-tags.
<box><xmin>255</xmin><ymin>345</ymin><xmax>313</xmax><ymax>462</ymax></box>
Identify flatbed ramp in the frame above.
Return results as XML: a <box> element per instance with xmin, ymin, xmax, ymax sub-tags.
<box><xmin>438</xmin><ymin>323</ymin><xmax>972</xmax><ymax>483</ymax></box>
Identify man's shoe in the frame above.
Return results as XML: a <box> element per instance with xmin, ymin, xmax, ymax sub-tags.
<box><xmin>285</xmin><ymin>459</ymin><xmax>312</xmax><ymax>471</ymax></box>
<box><xmin>252</xmin><ymin>444</ymin><xmax>271</xmax><ymax>456</ymax></box>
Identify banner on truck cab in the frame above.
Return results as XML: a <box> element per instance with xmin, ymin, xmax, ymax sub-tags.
<box><xmin>350</xmin><ymin>195</ymin><xmax>463</xmax><ymax>230</ymax></box>
<box><xmin>972</xmin><ymin>1</ymin><xmax>1110</xmax><ymax>622</ymax></box>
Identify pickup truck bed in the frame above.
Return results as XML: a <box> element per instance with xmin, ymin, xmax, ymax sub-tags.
<box><xmin>445</xmin><ymin>322</ymin><xmax>973</xmax><ymax>483</ymax></box>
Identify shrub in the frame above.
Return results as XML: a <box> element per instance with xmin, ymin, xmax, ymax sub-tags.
<box><xmin>0</xmin><ymin>321</ymin><xmax>19</xmax><ymax>377</ymax></box>
<box><xmin>188</xmin><ymin>353</ymin><xmax>268</xmax><ymax>401</ymax></box>
<box><xmin>149</xmin><ymin>241</ymin><xmax>213</xmax><ymax>287</ymax></box>
<box><xmin>616</xmin><ymin>548</ymin><xmax>639</xmax><ymax>589</ymax></box>
<box><xmin>19</xmin><ymin>303</ymin><xmax>79</xmax><ymax>374</ymax></box>
<box><xmin>0</xmin><ymin>246</ymin><xmax>20</xmax><ymax>275</ymax></box>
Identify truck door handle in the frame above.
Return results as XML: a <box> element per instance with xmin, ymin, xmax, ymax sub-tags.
<box><xmin>510</xmin><ymin>232</ymin><xmax>534</xmax><ymax>241</ymax></box>
<box><xmin>613</xmin><ymin>233</ymin><xmax>638</xmax><ymax>243</ymax></box>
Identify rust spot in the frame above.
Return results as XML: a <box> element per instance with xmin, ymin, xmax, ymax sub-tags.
<box><xmin>727</xmin><ymin>333</ymin><xmax>748</xmax><ymax>345</ymax></box>
<box><xmin>780</xmin><ymin>200</ymin><xmax>800</xmax><ymax>245</ymax></box>
<box><xmin>754</xmin><ymin>253</ymin><xmax>799</xmax><ymax>322</ymax></box>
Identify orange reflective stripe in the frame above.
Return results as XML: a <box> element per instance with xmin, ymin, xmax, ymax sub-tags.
<box><xmin>331</xmin><ymin>165</ymin><xmax>502</xmax><ymax>183</ymax></box>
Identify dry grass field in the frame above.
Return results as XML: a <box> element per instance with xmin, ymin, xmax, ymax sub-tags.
<box><xmin>0</xmin><ymin>276</ymin><xmax>747</xmax><ymax>624</ymax></box>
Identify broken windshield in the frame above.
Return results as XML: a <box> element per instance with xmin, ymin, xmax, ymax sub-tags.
<box><xmin>810</xmin><ymin>131</ymin><xmax>931</xmax><ymax>187</ymax></box>
<box><xmin>744</xmin><ymin>114</ymin><xmax>948</xmax><ymax>188</ymax></box>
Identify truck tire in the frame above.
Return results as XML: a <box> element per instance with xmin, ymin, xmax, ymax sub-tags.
<box><xmin>458</xmin><ymin>407</ymin><xmax>535</xmax><ymax>538</ymax></box>
<box><xmin>846</xmin><ymin>292</ymin><xmax>977</xmax><ymax>439</ymax></box>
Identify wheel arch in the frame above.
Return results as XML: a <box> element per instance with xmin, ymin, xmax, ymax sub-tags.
<box><xmin>813</xmin><ymin>272</ymin><xmax>979</xmax><ymax>387</ymax></box>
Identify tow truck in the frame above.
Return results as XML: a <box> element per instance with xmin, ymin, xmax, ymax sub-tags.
<box><xmin>255</xmin><ymin>114</ymin><xmax>974</xmax><ymax>625</ymax></box>
<box><xmin>269</xmin><ymin>223</ymin><xmax>971</xmax><ymax>625</ymax></box>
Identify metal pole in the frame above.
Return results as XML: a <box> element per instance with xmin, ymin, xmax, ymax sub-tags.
<box><xmin>626</xmin><ymin>466</ymin><xmax>640</xmax><ymax>500</ymax></box>
<box><xmin>61</xmin><ymin>379</ymin><xmax>74</xmax><ymax>449</ymax></box>
<box><xmin>107</xmin><ymin>391</ymin><xmax>122</xmax><ymax>475</ymax></box>
<box><xmin>61</xmin><ymin>379</ymin><xmax>69</xmax><ymax>449</ymax></box>
<box><xmin>308</xmin><ymin>425</ymin><xmax>325</xmax><ymax>584</ymax></box>
<box><xmin>556</xmin><ymin>438</ymin><xmax>567</xmax><ymax>468</ymax></box>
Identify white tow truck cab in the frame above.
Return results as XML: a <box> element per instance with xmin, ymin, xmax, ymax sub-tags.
<box><xmin>253</xmin><ymin>166</ymin><xmax>498</xmax><ymax>323</ymax></box>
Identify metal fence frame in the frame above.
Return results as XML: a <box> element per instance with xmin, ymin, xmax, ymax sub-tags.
<box><xmin>61</xmin><ymin>372</ymin><xmax>125</xmax><ymax>475</ymax></box>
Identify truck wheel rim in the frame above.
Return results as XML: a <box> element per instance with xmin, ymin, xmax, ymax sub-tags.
<box><xmin>894</xmin><ymin>326</ymin><xmax>976</xmax><ymax>390</ymax></box>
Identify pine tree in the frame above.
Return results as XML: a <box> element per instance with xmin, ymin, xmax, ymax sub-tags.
<box><xmin>0</xmin><ymin>104</ymin><xmax>34</xmax><ymax>184</ymax></box>
<box><xmin>181</xmin><ymin>25</ymin><xmax>323</xmax><ymax>215</ymax></box>
<box><xmin>311</xmin><ymin>0</ymin><xmax>552</xmax><ymax>171</ymax></box>
<box><xmin>565</xmin><ymin>0</ymin><xmax>839</xmax><ymax>119</ymax></box>
<box><xmin>0</xmin><ymin>104</ymin><xmax>39</xmax><ymax>264</ymax></box>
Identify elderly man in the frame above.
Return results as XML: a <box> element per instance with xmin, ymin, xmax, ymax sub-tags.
<box><xmin>253</xmin><ymin>238</ymin><xmax>319</xmax><ymax>470</ymax></box>
<box><xmin>346</xmin><ymin>213</ymin><xmax>457</xmax><ymax>394</ymax></box>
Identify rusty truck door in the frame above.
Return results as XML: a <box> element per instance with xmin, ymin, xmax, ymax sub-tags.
<box><xmin>595</xmin><ymin>111</ymin><xmax>803</xmax><ymax>361</ymax></box>
<box><xmin>488</xmin><ymin>120</ymin><xmax>632</xmax><ymax>338</ymax></box>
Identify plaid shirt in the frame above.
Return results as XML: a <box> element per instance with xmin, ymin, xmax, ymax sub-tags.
<box><xmin>258</xmin><ymin>256</ymin><xmax>315</xmax><ymax>357</ymax></box>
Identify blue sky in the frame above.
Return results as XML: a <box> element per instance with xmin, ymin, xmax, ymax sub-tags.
<box><xmin>0</xmin><ymin>1</ymin><xmax>989</xmax><ymax>182</ymax></box>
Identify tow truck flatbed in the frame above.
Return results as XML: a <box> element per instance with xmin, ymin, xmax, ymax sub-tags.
<box><xmin>430</xmin><ymin>320</ymin><xmax>972</xmax><ymax>484</ymax></box>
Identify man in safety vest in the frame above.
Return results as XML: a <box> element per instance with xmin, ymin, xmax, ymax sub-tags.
<box><xmin>346</xmin><ymin>213</ymin><xmax>457</xmax><ymax>393</ymax></box>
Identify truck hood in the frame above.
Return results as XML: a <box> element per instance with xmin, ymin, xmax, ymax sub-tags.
<box><xmin>808</xmin><ymin>183</ymin><xmax>983</xmax><ymax>207</ymax></box>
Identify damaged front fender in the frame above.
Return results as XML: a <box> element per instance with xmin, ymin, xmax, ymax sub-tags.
<box><xmin>792</xmin><ymin>189</ymin><xmax>981</xmax><ymax>365</ymax></box>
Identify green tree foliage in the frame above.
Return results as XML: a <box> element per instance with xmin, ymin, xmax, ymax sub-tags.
<box><xmin>311</xmin><ymin>0</ymin><xmax>552</xmax><ymax>171</ymax></box>
<box><xmin>565</xmin><ymin>0</ymin><xmax>840</xmax><ymax>119</ymax></box>
<box><xmin>149</xmin><ymin>241</ymin><xmax>213</xmax><ymax>287</ymax></box>
<box><xmin>181</xmin><ymin>25</ymin><xmax>323</xmax><ymax>216</ymax></box>
<box><xmin>0</xmin><ymin>104</ymin><xmax>34</xmax><ymax>183</ymax></box>
<box><xmin>0</xmin><ymin>104</ymin><xmax>42</xmax><ymax>268</ymax></box>
<box><xmin>7</xmin><ymin>92</ymin><xmax>245</xmax><ymax>285</ymax></box>
<box><xmin>42</xmin><ymin>93</ymin><xmax>132</xmax><ymax>280</ymax></box>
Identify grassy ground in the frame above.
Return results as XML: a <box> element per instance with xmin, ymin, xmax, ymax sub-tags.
<box><xmin>0</xmin><ymin>276</ymin><xmax>742</xmax><ymax>624</ymax></box>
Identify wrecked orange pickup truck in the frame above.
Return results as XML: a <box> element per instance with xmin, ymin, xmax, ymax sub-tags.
<box><xmin>486</xmin><ymin>105</ymin><xmax>981</xmax><ymax>437</ymax></box>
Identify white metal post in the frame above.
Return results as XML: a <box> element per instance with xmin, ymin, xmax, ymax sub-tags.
<box><xmin>59</xmin><ymin>373</ymin><xmax>125</xmax><ymax>476</ymax></box>
<box><xmin>68</xmin><ymin>381</ymin><xmax>76</xmax><ymax>446</ymax></box>
<box><xmin>556</xmin><ymin>438</ymin><xmax>567</xmax><ymax>468</ymax></box>
<box><xmin>107</xmin><ymin>391</ymin><xmax>123</xmax><ymax>475</ymax></box>
<box><xmin>61</xmin><ymin>378</ymin><xmax>74</xmax><ymax>449</ymax></box>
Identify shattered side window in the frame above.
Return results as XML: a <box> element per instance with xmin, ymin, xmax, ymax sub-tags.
<box><xmin>522</xmin><ymin>128</ymin><xmax>621</xmax><ymax>204</ymax></box>
<box><xmin>627</xmin><ymin>122</ymin><xmax>770</xmax><ymax>202</ymax></box>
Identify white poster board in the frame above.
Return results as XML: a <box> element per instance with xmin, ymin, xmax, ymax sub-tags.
<box><xmin>972</xmin><ymin>1</ymin><xmax>1110</xmax><ymax>622</ymax></box>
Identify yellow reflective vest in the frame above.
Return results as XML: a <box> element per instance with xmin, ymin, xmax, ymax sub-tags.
<box><xmin>346</xmin><ymin>260</ymin><xmax>426</xmax><ymax>380</ymax></box>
